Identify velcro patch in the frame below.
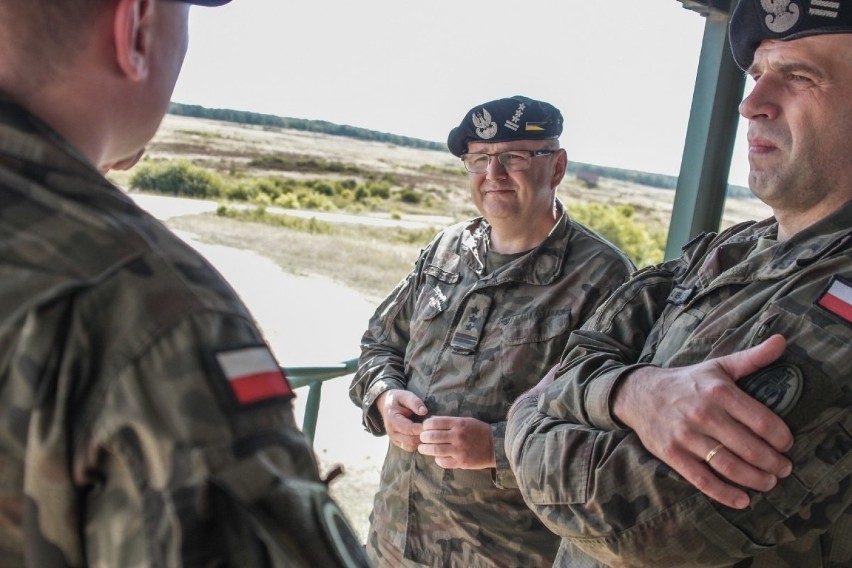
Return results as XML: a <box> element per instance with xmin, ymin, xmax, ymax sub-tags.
<box><xmin>816</xmin><ymin>276</ymin><xmax>852</xmax><ymax>324</ymax></box>
<box><xmin>215</xmin><ymin>346</ymin><xmax>293</xmax><ymax>406</ymax></box>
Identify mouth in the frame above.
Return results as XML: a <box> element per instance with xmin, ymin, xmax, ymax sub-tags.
<box><xmin>747</xmin><ymin>134</ymin><xmax>778</xmax><ymax>155</ymax></box>
<box><xmin>482</xmin><ymin>184</ymin><xmax>515</xmax><ymax>195</ymax></box>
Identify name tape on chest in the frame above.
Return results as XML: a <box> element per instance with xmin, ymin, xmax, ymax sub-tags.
<box><xmin>816</xmin><ymin>276</ymin><xmax>852</xmax><ymax>324</ymax></box>
<box><xmin>215</xmin><ymin>346</ymin><xmax>293</xmax><ymax>406</ymax></box>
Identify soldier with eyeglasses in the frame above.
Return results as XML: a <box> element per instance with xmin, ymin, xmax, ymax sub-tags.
<box><xmin>349</xmin><ymin>95</ymin><xmax>634</xmax><ymax>567</ymax></box>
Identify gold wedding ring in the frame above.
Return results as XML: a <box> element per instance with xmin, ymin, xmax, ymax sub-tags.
<box><xmin>705</xmin><ymin>443</ymin><xmax>725</xmax><ymax>464</ymax></box>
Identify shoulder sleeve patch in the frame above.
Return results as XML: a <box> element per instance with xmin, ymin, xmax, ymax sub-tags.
<box><xmin>740</xmin><ymin>364</ymin><xmax>803</xmax><ymax>417</ymax></box>
<box><xmin>215</xmin><ymin>346</ymin><xmax>293</xmax><ymax>407</ymax></box>
<box><xmin>816</xmin><ymin>276</ymin><xmax>852</xmax><ymax>324</ymax></box>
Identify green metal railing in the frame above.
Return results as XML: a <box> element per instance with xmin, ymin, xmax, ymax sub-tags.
<box><xmin>284</xmin><ymin>357</ymin><xmax>359</xmax><ymax>444</ymax></box>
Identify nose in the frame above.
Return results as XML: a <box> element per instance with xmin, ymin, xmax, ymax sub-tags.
<box><xmin>739</xmin><ymin>76</ymin><xmax>779</xmax><ymax>122</ymax></box>
<box><xmin>484</xmin><ymin>154</ymin><xmax>508</xmax><ymax>181</ymax></box>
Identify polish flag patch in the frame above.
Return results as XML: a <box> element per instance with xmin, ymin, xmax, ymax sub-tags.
<box><xmin>817</xmin><ymin>276</ymin><xmax>852</xmax><ymax>324</ymax></box>
<box><xmin>215</xmin><ymin>346</ymin><xmax>293</xmax><ymax>406</ymax></box>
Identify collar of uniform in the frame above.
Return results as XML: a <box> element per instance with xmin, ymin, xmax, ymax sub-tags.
<box><xmin>0</xmin><ymin>91</ymin><xmax>107</xmax><ymax>185</ymax></box>
<box><xmin>715</xmin><ymin>201</ymin><xmax>852</xmax><ymax>282</ymax></box>
<box><xmin>768</xmin><ymin>199</ymin><xmax>852</xmax><ymax>274</ymax></box>
<box><xmin>459</xmin><ymin>199</ymin><xmax>570</xmax><ymax>286</ymax></box>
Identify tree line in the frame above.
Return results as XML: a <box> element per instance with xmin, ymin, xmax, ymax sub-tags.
<box><xmin>168</xmin><ymin>102</ymin><xmax>445</xmax><ymax>151</ymax></box>
<box><xmin>168</xmin><ymin>102</ymin><xmax>754</xmax><ymax>199</ymax></box>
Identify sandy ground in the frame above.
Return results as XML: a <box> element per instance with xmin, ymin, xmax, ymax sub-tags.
<box><xmin>131</xmin><ymin>194</ymin><xmax>385</xmax><ymax>542</ymax></box>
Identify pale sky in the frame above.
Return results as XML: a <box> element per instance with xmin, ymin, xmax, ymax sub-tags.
<box><xmin>173</xmin><ymin>0</ymin><xmax>753</xmax><ymax>187</ymax></box>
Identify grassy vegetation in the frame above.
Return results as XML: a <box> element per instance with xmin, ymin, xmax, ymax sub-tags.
<box><xmin>567</xmin><ymin>203</ymin><xmax>666</xmax><ymax>267</ymax></box>
<box><xmin>132</xmin><ymin>156</ymin><xmax>669</xmax><ymax>274</ymax></box>
<box><xmin>129</xmin><ymin>158</ymin><xmax>433</xmax><ymax>213</ymax></box>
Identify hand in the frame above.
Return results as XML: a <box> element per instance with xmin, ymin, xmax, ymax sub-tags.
<box><xmin>613</xmin><ymin>334</ymin><xmax>794</xmax><ymax>509</ymax></box>
<box><xmin>376</xmin><ymin>389</ymin><xmax>427</xmax><ymax>453</ymax></box>
<box><xmin>418</xmin><ymin>416</ymin><xmax>496</xmax><ymax>469</ymax></box>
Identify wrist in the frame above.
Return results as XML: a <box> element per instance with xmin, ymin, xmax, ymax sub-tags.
<box><xmin>611</xmin><ymin>366</ymin><xmax>651</xmax><ymax>429</ymax></box>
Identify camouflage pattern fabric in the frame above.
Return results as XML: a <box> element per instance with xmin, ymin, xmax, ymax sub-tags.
<box><xmin>506</xmin><ymin>203</ymin><xmax>852</xmax><ymax>567</ymax></box>
<box><xmin>349</xmin><ymin>205</ymin><xmax>634</xmax><ymax>567</ymax></box>
<box><xmin>0</xmin><ymin>95</ymin><xmax>368</xmax><ymax>567</ymax></box>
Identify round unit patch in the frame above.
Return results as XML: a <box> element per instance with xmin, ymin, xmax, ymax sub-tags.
<box><xmin>740</xmin><ymin>364</ymin><xmax>803</xmax><ymax>417</ymax></box>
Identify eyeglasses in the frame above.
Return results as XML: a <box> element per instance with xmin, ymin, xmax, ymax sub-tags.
<box><xmin>460</xmin><ymin>149</ymin><xmax>556</xmax><ymax>174</ymax></box>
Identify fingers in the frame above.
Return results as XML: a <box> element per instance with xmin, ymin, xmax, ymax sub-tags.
<box><xmin>394</xmin><ymin>390</ymin><xmax>429</xmax><ymax>417</ymax></box>
<box><xmin>718</xmin><ymin>334</ymin><xmax>786</xmax><ymax>383</ymax></box>
<box><xmin>417</xmin><ymin>416</ymin><xmax>496</xmax><ymax>469</ymax></box>
<box><xmin>715</xmin><ymin>390</ymin><xmax>794</xmax><ymax>471</ymax></box>
<box><xmin>377</xmin><ymin>390</ymin><xmax>428</xmax><ymax>451</ymax></box>
<box><xmin>672</xmin><ymin>446</ymin><xmax>752</xmax><ymax>509</ymax></box>
<box><xmin>391</xmin><ymin>436</ymin><xmax>420</xmax><ymax>453</ymax></box>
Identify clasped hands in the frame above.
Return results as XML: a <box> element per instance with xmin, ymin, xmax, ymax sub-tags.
<box><xmin>375</xmin><ymin>390</ymin><xmax>496</xmax><ymax>470</ymax></box>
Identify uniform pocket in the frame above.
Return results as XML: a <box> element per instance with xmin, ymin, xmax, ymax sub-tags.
<box><xmin>501</xmin><ymin>309</ymin><xmax>573</xmax><ymax>401</ymax></box>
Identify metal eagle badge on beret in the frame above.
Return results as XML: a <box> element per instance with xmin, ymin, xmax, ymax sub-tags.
<box><xmin>740</xmin><ymin>364</ymin><xmax>803</xmax><ymax>417</ymax></box>
<box><xmin>730</xmin><ymin>0</ymin><xmax>852</xmax><ymax>69</ymax></box>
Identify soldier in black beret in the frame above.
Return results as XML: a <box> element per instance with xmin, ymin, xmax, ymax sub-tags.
<box><xmin>505</xmin><ymin>2</ymin><xmax>852</xmax><ymax>567</ymax></box>
<box><xmin>351</xmin><ymin>94</ymin><xmax>634</xmax><ymax>566</ymax></box>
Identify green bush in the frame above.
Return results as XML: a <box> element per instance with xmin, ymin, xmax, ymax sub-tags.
<box><xmin>221</xmin><ymin>182</ymin><xmax>257</xmax><ymax>201</ymax></box>
<box><xmin>354</xmin><ymin>185</ymin><xmax>370</xmax><ymax>202</ymax></box>
<box><xmin>567</xmin><ymin>202</ymin><xmax>665</xmax><ymax>268</ymax></box>
<box><xmin>398</xmin><ymin>187</ymin><xmax>422</xmax><ymax>204</ymax></box>
<box><xmin>129</xmin><ymin>159</ymin><xmax>223</xmax><ymax>198</ymax></box>
<box><xmin>300</xmin><ymin>193</ymin><xmax>335</xmax><ymax>211</ymax></box>
<box><xmin>313</xmin><ymin>181</ymin><xmax>335</xmax><ymax>196</ymax></box>
<box><xmin>274</xmin><ymin>193</ymin><xmax>300</xmax><ymax>209</ymax></box>
<box><xmin>366</xmin><ymin>181</ymin><xmax>392</xmax><ymax>199</ymax></box>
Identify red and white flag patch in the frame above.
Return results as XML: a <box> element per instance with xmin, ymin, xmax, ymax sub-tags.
<box><xmin>215</xmin><ymin>346</ymin><xmax>293</xmax><ymax>405</ymax></box>
<box><xmin>817</xmin><ymin>277</ymin><xmax>852</xmax><ymax>324</ymax></box>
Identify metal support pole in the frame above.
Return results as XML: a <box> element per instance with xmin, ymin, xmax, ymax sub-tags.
<box><xmin>664</xmin><ymin>10</ymin><xmax>746</xmax><ymax>259</ymax></box>
<box><xmin>302</xmin><ymin>381</ymin><xmax>323</xmax><ymax>444</ymax></box>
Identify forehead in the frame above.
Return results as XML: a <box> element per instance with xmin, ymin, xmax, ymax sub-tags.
<box><xmin>752</xmin><ymin>34</ymin><xmax>852</xmax><ymax>72</ymax></box>
<box><xmin>466</xmin><ymin>139</ymin><xmax>554</xmax><ymax>153</ymax></box>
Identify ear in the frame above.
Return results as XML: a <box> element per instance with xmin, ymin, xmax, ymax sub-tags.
<box><xmin>113</xmin><ymin>0</ymin><xmax>155</xmax><ymax>81</ymax></box>
<box><xmin>550</xmin><ymin>148</ymin><xmax>568</xmax><ymax>188</ymax></box>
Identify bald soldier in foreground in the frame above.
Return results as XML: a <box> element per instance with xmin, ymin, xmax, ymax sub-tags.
<box><xmin>507</xmin><ymin>1</ymin><xmax>852</xmax><ymax>566</ymax></box>
<box><xmin>0</xmin><ymin>0</ymin><xmax>367</xmax><ymax>566</ymax></box>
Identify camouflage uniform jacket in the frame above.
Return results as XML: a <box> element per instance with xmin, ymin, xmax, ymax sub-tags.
<box><xmin>349</xmin><ymin>206</ymin><xmax>634</xmax><ymax>567</ymax></box>
<box><xmin>506</xmin><ymin>202</ymin><xmax>852</xmax><ymax>567</ymax></box>
<box><xmin>0</xmin><ymin>96</ymin><xmax>366</xmax><ymax>568</ymax></box>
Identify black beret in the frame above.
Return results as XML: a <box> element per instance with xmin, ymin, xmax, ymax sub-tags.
<box><xmin>730</xmin><ymin>0</ymin><xmax>852</xmax><ymax>70</ymax></box>
<box><xmin>447</xmin><ymin>95</ymin><xmax>563</xmax><ymax>157</ymax></box>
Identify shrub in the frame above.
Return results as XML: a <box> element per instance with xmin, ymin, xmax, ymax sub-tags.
<box><xmin>221</xmin><ymin>182</ymin><xmax>257</xmax><ymax>201</ymax></box>
<box><xmin>313</xmin><ymin>181</ymin><xmax>335</xmax><ymax>196</ymax></box>
<box><xmin>366</xmin><ymin>181</ymin><xmax>392</xmax><ymax>199</ymax></box>
<box><xmin>129</xmin><ymin>159</ymin><xmax>223</xmax><ymax>198</ymax></box>
<box><xmin>300</xmin><ymin>193</ymin><xmax>335</xmax><ymax>211</ymax></box>
<box><xmin>354</xmin><ymin>185</ymin><xmax>370</xmax><ymax>202</ymax></box>
<box><xmin>274</xmin><ymin>193</ymin><xmax>300</xmax><ymax>209</ymax></box>
<box><xmin>398</xmin><ymin>187</ymin><xmax>422</xmax><ymax>204</ymax></box>
<box><xmin>567</xmin><ymin>202</ymin><xmax>665</xmax><ymax>268</ymax></box>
